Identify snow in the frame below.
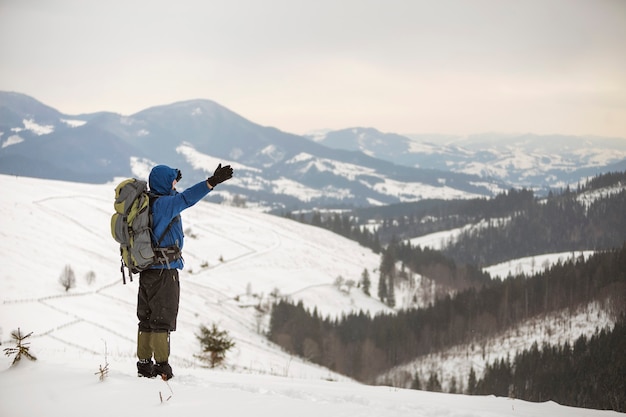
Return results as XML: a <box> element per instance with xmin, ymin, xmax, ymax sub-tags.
<box><xmin>176</xmin><ymin>143</ymin><xmax>260</xmax><ymax>175</ymax></box>
<box><xmin>22</xmin><ymin>118</ymin><xmax>54</xmax><ymax>135</ymax></box>
<box><xmin>271</xmin><ymin>179</ymin><xmax>348</xmax><ymax>203</ymax></box>
<box><xmin>372</xmin><ymin>177</ymin><xmax>483</xmax><ymax>201</ymax></box>
<box><xmin>1</xmin><ymin>134</ymin><xmax>24</xmax><ymax>148</ymax></box>
<box><xmin>5</xmin><ymin>360</ymin><xmax>619</xmax><ymax>417</ymax></box>
<box><xmin>408</xmin><ymin>218</ymin><xmax>510</xmax><ymax>251</ymax></box>
<box><xmin>130</xmin><ymin>156</ymin><xmax>155</xmax><ymax>179</ymax></box>
<box><xmin>483</xmin><ymin>251</ymin><xmax>596</xmax><ymax>279</ymax></box>
<box><xmin>0</xmin><ymin>174</ymin><xmax>620</xmax><ymax>416</ymax></box>
<box><xmin>287</xmin><ymin>152</ymin><xmax>378</xmax><ymax>181</ymax></box>
<box><xmin>407</xmin><ymin>140</ymin><xmax>439</xmax><ymax>154</ymax></box>
<box><xmin>60</xmin><ymin>118</ymin><xmax>87</xmax><ymax>128</ymax></box>
<box><xmin>285</xmin><ymin>152</ymin><xmax>484</xmax><ymax>202</ymax></box>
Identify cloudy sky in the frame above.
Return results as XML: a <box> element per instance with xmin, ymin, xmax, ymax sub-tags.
<box><xmin>1</xmin><ymin>0</ymin><xmax>625</xmax><ymax>138</ymax></box>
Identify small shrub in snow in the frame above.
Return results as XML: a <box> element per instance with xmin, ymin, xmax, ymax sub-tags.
<box><xmin>84</xmin><ymin>270</ymin><xmax>96</xmax><ymax>285</ymax></box>
<box><xmin>59</xmin><ymin>264</ymin><xmax>76</xmax><ymax>292</ymax></box>
<box><xmin>4</xmin><ymin>328</ymin><xmax>37</xmax><ymax>366</ymax></box>
<box><xmin>94</xmin><ymin>341</ymin><xmax>109</xmax><ymax>382</ymax></box>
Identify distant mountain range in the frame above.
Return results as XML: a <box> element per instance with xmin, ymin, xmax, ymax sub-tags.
<box><xmin>2</xmin><ymin>91</ymin><xmax>624</xmax><ymax>210</ymax></box>
<box><xmin>307</xmin><ymin>128</ymin><xmax>626</xmax><ymax>190</ymax></box>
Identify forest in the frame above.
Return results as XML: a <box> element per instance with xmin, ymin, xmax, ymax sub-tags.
<box><xmin>269</xmin><ymin>247</ymin><xmax>625</xmax><ymax>410</ymax></box>
<box><xmin>269</xmin><ymin>245</ymin><xmax>625</xmax><ymax>373</ymax></box>
<box><xmin>288</xmin><ymin>171</ymin><xmax>626</xmax><ymax>268</ymax></box>
<box><xmin>271</xmin><ymin>171</ymin><xmax>626</xmax><ymax>412</ymax></box>
<box><xmin>474</xmin><ymin>319</ymin><xmax>625</xmax><ymax>412</ymax></box>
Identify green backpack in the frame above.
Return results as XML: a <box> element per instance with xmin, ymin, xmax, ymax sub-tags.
<box><xmin>110</xmin><ymin>178</ymin><xmax>180</xmax><ymax>283</ymax></box>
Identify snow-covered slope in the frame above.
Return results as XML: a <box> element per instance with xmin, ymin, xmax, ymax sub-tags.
<box><xmin>2</xmin><ymin>359</ymin><xmax>622</xmax><ymax>417</ymax></box>
<box><xmin>377</xmin><ymin>300</ymin><xmax>615</xmax><ymax>392</ymax></box>
<box><xmin>395</xmin><ymin>199</ymin><xmax>618</xmax><ymax>393</ymax></box>
<box><xmin>0</xmin><ymin>175</ymin><xmax>621</xmax><ymax>416</ymax></box>
<box><xmin>483</xmin><ymin>251</ymin><xmax>595</xmax><ymax>279</ymax></box>
<box><xmin>0</xmin><ymin>174</ymin><xmax>384</xmax><ymax>378</ymax></box>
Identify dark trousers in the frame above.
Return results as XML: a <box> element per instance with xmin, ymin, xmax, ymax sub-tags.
<box><xmin>137</xmin><ymin>268</ymin><xmax>180</xmax><ymax>332</ymax></box>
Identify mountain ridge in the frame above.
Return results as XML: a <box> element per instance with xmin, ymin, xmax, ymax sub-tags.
<box><xmin>0</xmin><ymin>92</ymin><xmax>497</xmax><ymax>210</ymax></box>
<box><xmin>307</xmin><ymin>128</ymin><xmax>626</xmax><ymax>190</ymax></box>
<box><xmin>4</xmin><ymin>91</ymin><xmax>624</xmax><ymax>211</ymax></box>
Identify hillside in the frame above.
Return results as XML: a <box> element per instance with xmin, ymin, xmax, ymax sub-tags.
<box><xmin>1</xmin><ymin>174</ymin><xmax>623</xmax><ymax>416</ymax></box>
<box><xmin>353</xmin><ymin>172</ymin><xmax>626</xmax><ymax>266</ymax></box>
<box><xmin>267</xmin><ymin>175</ymin><xmax>626</xmax><ymax>411</ymax></box>
<box><xmin>0</xmin><ymin>174</ymin><xmax>386</xmax><ymax>377</ymax></box>
<box><xmin>0</xmin><ymin>91</ymin><xmax>495</xmax><ymax>210</ymax></box>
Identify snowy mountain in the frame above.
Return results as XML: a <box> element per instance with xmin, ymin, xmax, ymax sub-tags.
<box><xmin>308</xmin><ymin>128</ymin><xmax>626</xmax><ymax>192</ymax></box>
<box><xmin>0</xmin><ymin>92</ymin><xmax>498</xmax><ymax>211</ymax></box>
<box><xmin>0</xmin><ymin>174</ymin><xmax>620</xmax><ymax>416</ymax></box>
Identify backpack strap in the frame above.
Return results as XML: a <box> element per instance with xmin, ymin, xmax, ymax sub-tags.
<box><xmin>149</xmin><ymin>192</ymin><xmax>182</xmax><ymax>259</ymax></box>
<box><xmin>153</xmin><ymin>246</ymin><xmax>183</xmax><ymax>269</ymax></box>
<box><xmin>156</xmin><ymin>215</ymin><xmax>180</xmax><ymax>247</ymax></box>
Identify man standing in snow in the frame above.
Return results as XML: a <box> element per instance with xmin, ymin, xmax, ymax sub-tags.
<box><xmin>136</xmin><ymin>163</ymin><xmax>233</xmax><ymax>380</ymax></box>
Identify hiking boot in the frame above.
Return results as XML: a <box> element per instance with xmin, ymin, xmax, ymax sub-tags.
<box><xmin>154</xmin><ymin>362</ymin><xmax>174</xmax><ymax>381</ymax></box>
<box><xmin>137</xmin><ymin>359</ymin><xmax>155</xmax><ymax>378</ymax></box>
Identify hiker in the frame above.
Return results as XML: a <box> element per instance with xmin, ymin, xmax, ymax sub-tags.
<box><xmin>136</xmin><ymin>163</ymin><xmax>233</xmax><ymax>380</ymax></box>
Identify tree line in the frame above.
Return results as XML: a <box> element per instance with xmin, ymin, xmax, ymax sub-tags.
<box><xmin>444</xmin><ymin>187</ymin><xmax>626</xmax><ymax>266</ymax></box>
<box><xmin>473</xmin><ymin>318</ymin><xmax>625</xmax><ymax>412</ymax></box>
<box><xmin>377</xmin><ymin>238</ymin><xmax>491</xmax><ymax>307</ymax></box>
<box><xmin>268</xmin><ymin>245</ymin><xmax>626</xmax><ymax>387</ymax></box>
<box><xmin>284</xmin><ymin>171</ymin><xmax>626</xmax><ymax>269</ymax></box>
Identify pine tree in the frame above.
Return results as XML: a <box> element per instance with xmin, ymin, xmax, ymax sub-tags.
<box><xmin>196</xmin><ymin>323</ymin><xmax>235</xmax><ymax>368</ymax></box>
<box><xmin>377</xmin><ymin>271</ymin><xmax>388</xmax><ymax>303</ymax></box>
<box><xmin>410</xmin><ymin>372</ymin><xmax>421</xmax><ymax>390</ymax></box>
<box><xmin>361</xmin><ymin>268</ymin><xmax>371</xmax><ymax>296</ymax></box>
<box><xmin>426</xmin><ymin>372</ymin><xmax>442</xmax><ymax>392</ymax></box>
<box><xmin>467</xmin><ymin>367</ymin><xmax>477</xmax><ymax>394</ymax></box>
<box><xmin>387</xmin><ymin>276</ymin><xmax>396</xmax><ymax>308</ymax></box>
<box><xmin>449</xmin><ymin>376</ymin><xmax>458</xmax><ymax>394</ymax></box>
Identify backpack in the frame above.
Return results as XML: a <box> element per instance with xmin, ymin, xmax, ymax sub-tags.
<box><xmin>110</xmin><ymin>178</ymin><xmax>181</xmax><ymax>284</ymax></box>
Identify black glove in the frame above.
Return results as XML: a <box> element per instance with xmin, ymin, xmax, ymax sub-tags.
<box><xmin>207</xmin><ymin>163</ymin><xmax>233</xmax><ymax>187</ymax></box>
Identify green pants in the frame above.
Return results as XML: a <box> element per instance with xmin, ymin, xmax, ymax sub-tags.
<box><xmin>137</xmin><ymin>330</ymin><xmax>170</xmax><ymax>363</ymax></box>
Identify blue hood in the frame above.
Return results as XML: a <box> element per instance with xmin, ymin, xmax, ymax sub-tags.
<box><xmin>149</xmin><ymin>165</ymin><xmax>178</xmax><ymax>195</ymax></box>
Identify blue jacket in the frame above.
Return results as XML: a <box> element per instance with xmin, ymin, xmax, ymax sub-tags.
<box><xmin>148</xmin><ymin>165</ymin><xmax>211</xmax><ymax>269</ymax></box>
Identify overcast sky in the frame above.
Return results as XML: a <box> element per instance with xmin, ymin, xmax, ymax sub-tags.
<box><xmin>1</xmin><ymin>0</ymin><xmax>625</xmax><ymax>138</ymax></box>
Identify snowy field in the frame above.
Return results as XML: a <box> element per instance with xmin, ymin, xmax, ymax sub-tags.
<box><xmin>407</xmin><ymin>218</ymin><xmax>510</xmax><ymax>251</ymax></box>
<box><xmin>3</xmin><ymin>359</ymin><xmax>622</xmax><ymax>417</ymax></box>
<box><xmin>0</xmin><ymin>175</ymin><xmax>621</xmax><ymax>416</ymax></box>
<box><xmin>483</xmin><ymin>251</ymin><xmax>596</xmax><ymax>279</ymax></box>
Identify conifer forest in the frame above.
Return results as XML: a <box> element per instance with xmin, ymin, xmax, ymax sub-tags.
<box><xmin>274</xmin><ymin>171</ymin><xmax>626</xmax><ymax>412</ymax></box>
